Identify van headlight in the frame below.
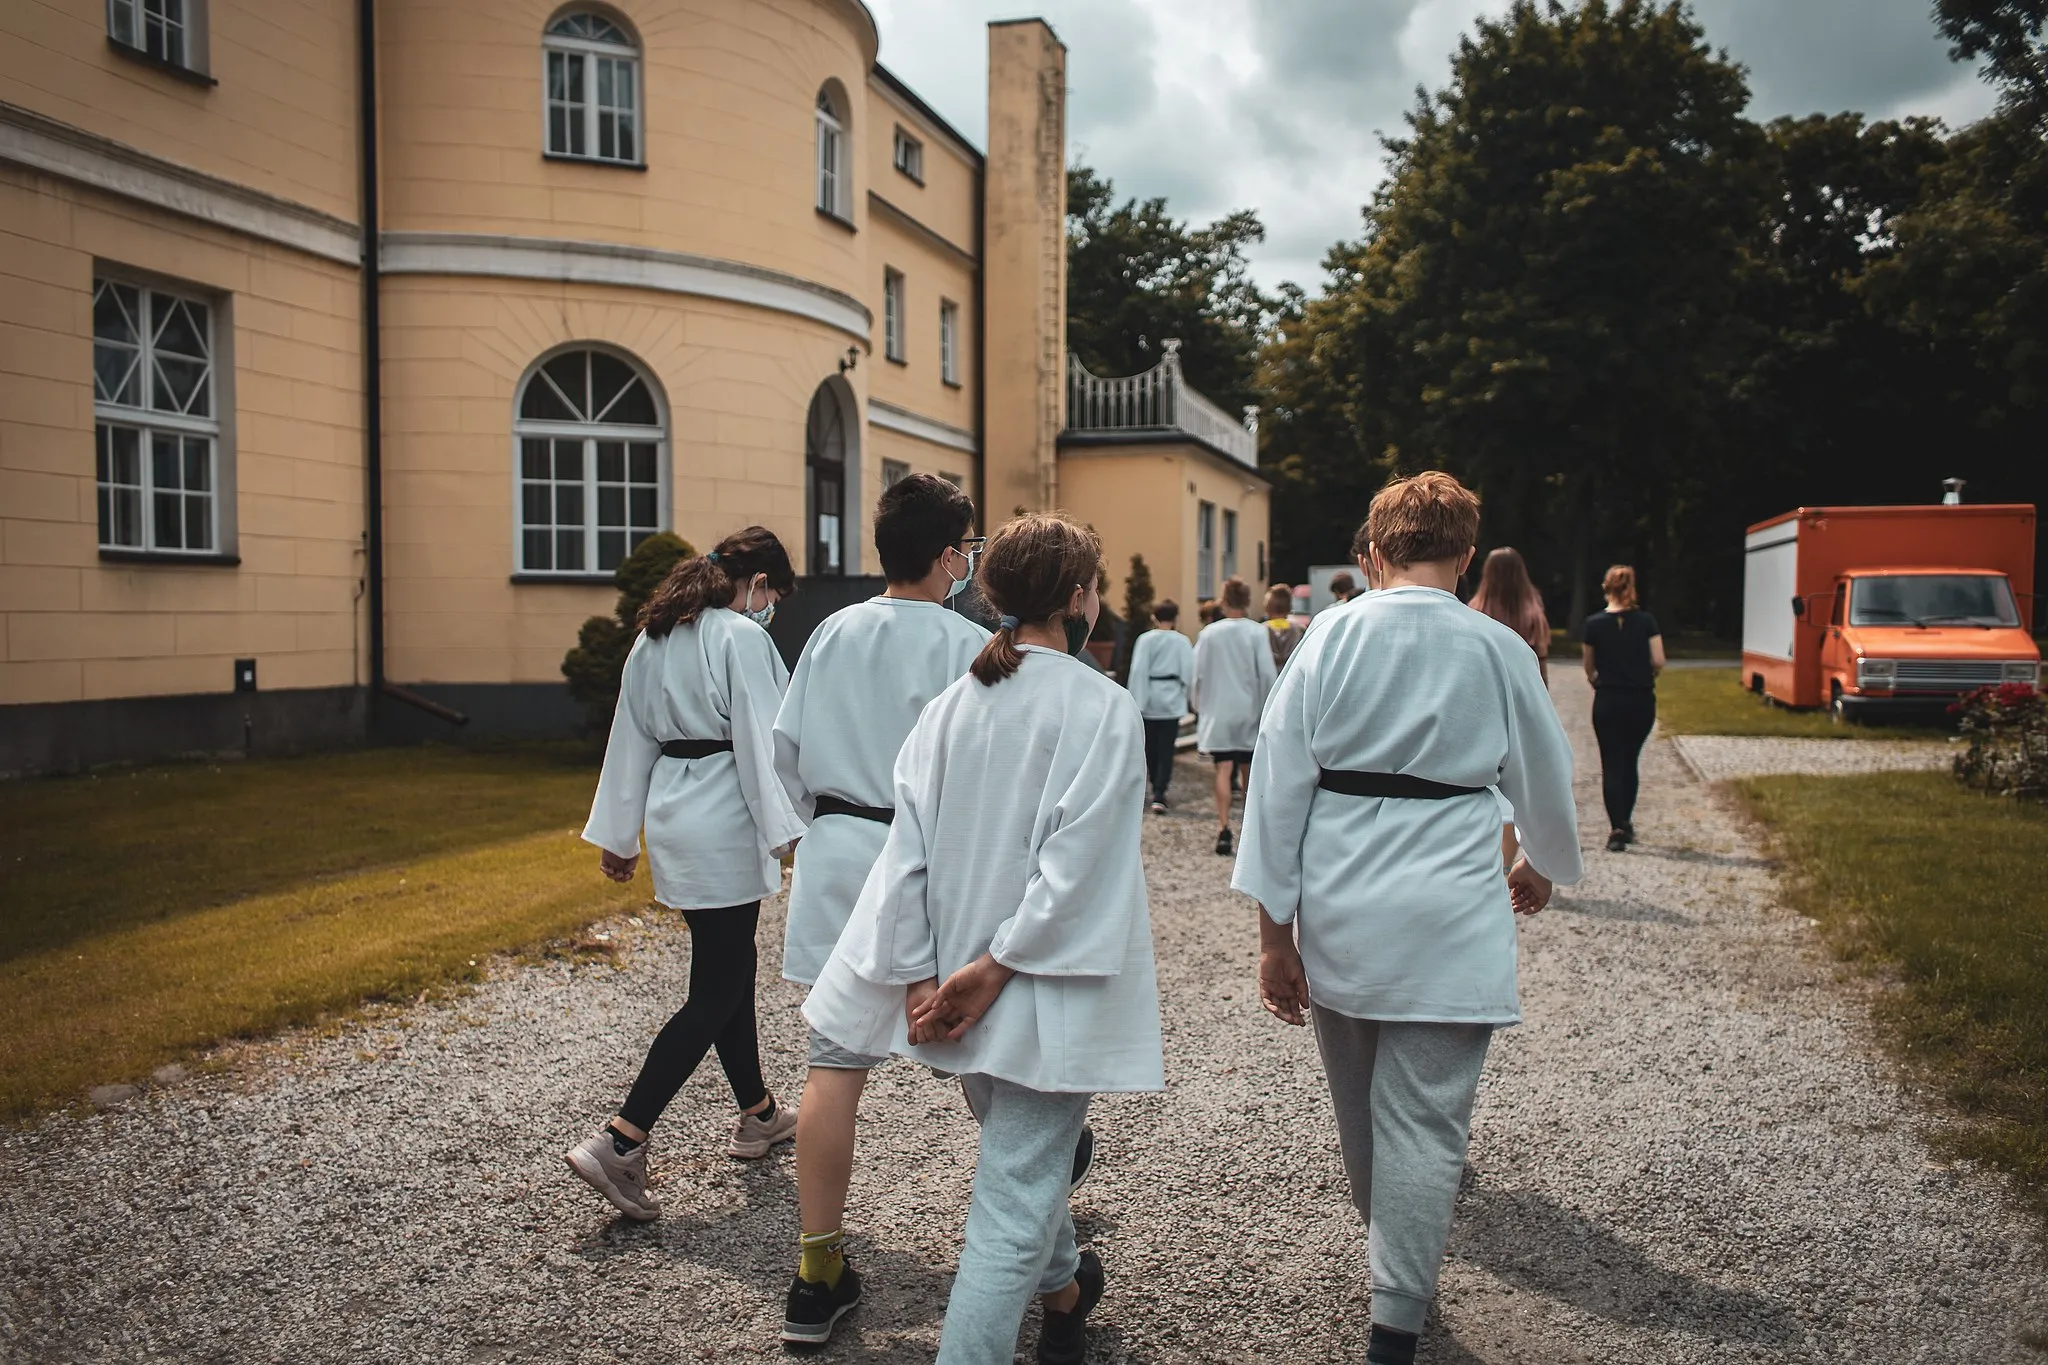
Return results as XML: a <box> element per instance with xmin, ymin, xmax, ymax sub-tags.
<box><xmin>2003</xmin><ymin>660</ymin><xmax>2040</xmax><ymax>684</ymax></box>
<box><xmin>1857</xmin><ymin>658</ymin><xmax>1897</xmax><ymax>687</ymax></box>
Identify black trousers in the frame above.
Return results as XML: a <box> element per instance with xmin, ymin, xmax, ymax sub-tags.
<box><xmin>1143</xmin><ymin>718</ymin><xmax>1180</xmax><ymax>800</ymax></box>
<box><xmin>619</xmin><ymin>901</ymin><xmax>768</xmax><ymax>1130</ymax></box>
<box><xmin>1591</xmin><ymin>688</ymin><xmax>1656</xmax><ymax>831</ymax></box>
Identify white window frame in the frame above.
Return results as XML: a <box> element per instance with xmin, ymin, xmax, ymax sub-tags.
<box><xmin>108</xmin><ymin>0</ymin><xmax>208</xmax><ymax>73</ymax></box>
<box><xmin>816</xmin><ymin>89</ymin><xmax>850</xmax><ymax>220</ymax></box>
<box><xmin>543</xmin><ymin>14</ymin><xmax>642</xmax><ymax>166</ymax></box>
<box><xmin>513</xmin><ymin>348</ymin><xmax>669</xmax><ymax>577</ymax></box>
<box><xmin>939</xmin><ymin>300</ymin><xmax>959</xmax><ymax>386</ymax></box>
<box><xmin>884</xmin><ymin>268</ymin><xmax>906</xmax><ymax>363</ymax></box>
<box><xmin>1222</xmin><ymin>508</ymin><xmax>1239</xmax><ymax>581</ymax></box>
<box><xmin>893</xmin><ymin>126</ymin><xmax>924</xmax><ymax>183</ymax></box>
<box><xmin>93</xmin><ymin>273</ymin><xmax>224</xmax><ymax>557</ymax></box>
<box><xmin>881</xmin><ymin>458</ymin><xmax>910</xmax><ymax>488</ymax></box>
<box><xmin>1197</xmin><ymin>500</ymin><xmax>1217</xmax><ymax>599</ymax></box>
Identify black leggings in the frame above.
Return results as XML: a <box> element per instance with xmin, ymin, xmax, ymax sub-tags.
<box><xmin>1591</xmin><ymin>688</ymin><xmax>1656</xmax><ymax>832</ymax></box>
<box><xmin>1142</xmin><ymin>718</ymin><xmax>1180</xmax><ymax>800</ymax></box>
<box><xmin>619</xmin><ymin>902</ymin><xmax>768</xmax><ymax>1130</ymax></box>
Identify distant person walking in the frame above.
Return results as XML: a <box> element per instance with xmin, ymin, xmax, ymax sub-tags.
<box><xmin>568</xmin><ymin>527</ymin><xmax>807</xmax><ymax>1222</ymax></box>
<box><xmin>1327</xmin><ymin>571</ymin><xmax>1359</xmax><ymax>605</ymax></box>
<box><xmin>1581</xmin><ymin>564</ymin><xmax>1665</xmax><ymax>854</ymax></box>
<box><xmin>1192</xmin><ymin>577</ymin><xmax>1276</xmax><ymax>856</ymax></box>
<box><xmin>1127</xmin><ymin>599</ymin><xmax>1195</xmax><ymax>814</ymax></box>
<box><xmin>1264</xmin><ymin>583</ymin><xmax>1304</xmax><ymax>669</ymax></box>
<box><xmin>1467</xmin><ymin>548</ymin><xmax>1549</xmax><ymax>684</ymax></box>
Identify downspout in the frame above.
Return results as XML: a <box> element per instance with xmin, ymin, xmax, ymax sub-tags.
<box><xmin>973</xmin><ymin>157</ymin><xmax>987</xmax><ymax>533</ymax></box>
<box><xmin>357</xmin><ymin>0</ymin><xmax>385</xmax><ymax>734</ymax></box>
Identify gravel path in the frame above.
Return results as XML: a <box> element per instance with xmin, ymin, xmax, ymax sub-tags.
<box><xmin>2</xmin><ymin>673</ymin><xmax>2043</xmax><ymax>1363</ymax></box>
<box><xmin>1671</xmin><ymin>733</ymin><xmax>1952</xmax><ymax>781</ymax></box>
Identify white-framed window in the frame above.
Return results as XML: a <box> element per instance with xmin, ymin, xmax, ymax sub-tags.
<box><xmin>884</xmin><ymin>268</ymin><xmax>906</xmax><ymax>362</ymax></box>
<box><xmin>544</xmin><ymin>12</ymin><xmax>640</xmax><ymax>165</ymax></box>
<box><xmin>94</xmin><ymin>275</ymin><xmax>221</xmax><ymax>554</ymax></box>
<box><xmin>881</xmin><ymin>458</ymin><xmax>910</xmax><ymax>488</ymax></box>
<box><xmin>1197</xmin><ymin>500</ymin><xmax>1216</xmax><ymax>599</ymax></box>
<box><xmin>108</xmin><ymin>0</ymin><xmax>206</xmax><ymax>72</ymax></box>
<box><xmin>515</xmin><ymin>347</ymin><xmax>666</xmax><ymax>575</ymax></box>
<box><xmin>893</xmin><ymin>126</ymin><xmax>924</xmax><ymax>183</ymax></box>
<box><xmin>939</xmin><ymin>300</ymin><xmax>959</xmax><ymax>385</ymax></box>
<box><xmin>1222</xmin><ymin>508</ymin><xmax>1238</xmax><ymax>581</ymax></box>
<box><xmin>816</xmin><ymin>87</ymin><xmax>850</xmax><ymax>219</ymax></box>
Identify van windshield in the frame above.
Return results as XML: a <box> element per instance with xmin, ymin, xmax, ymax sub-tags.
<box><xmin>1849</xmin><ymin>574</ymin><xmax>2019</xmax><ymax>627</ymax></box>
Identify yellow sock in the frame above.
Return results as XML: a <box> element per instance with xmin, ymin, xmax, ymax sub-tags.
<box><xmin>799</xmin><ymin>1230</ymin><xmax>845</xmax><ymax>1288</ymax></box>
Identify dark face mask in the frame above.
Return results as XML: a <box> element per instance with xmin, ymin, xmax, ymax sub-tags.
<box><xmin>1064</xmin><ymin>613</ymin><xmax>1091</xmax><ymax>656</ymax></box>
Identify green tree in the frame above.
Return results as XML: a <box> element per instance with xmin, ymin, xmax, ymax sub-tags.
<box><xmin>1119</xmin><ymin>552</ymin><xmax>1156</xmax><ymax>679</ymax></box>
<box><xmin>1066</xmin><ymin>166</ymin><xmax>1275</xmax><ymax>415</ymax></box>
<box><xmin>561</xmin><ymin>531</ymin><xmax>694</xmax><ymax>732</ymax></box>
<box><xmin>1938</xmin><ymin>0</ymin><xmax>2048</xmax><ymax>130</ymax></box>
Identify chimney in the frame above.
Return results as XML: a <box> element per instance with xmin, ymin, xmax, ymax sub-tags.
<box><xmin>982</xmin><ymin>19</ymin><xmax>1067</xmax><ymax>516</ymax></box>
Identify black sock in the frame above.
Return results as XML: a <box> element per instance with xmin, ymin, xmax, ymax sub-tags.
<box><xmin>605</xmin><ymin>1122</ymin><xmax>644</xmax><ymax>1156</ymax></box>
<box><xmin>1366</xmin><ymin>1324</ymin><xmax>1418</xmax><ymax>1365</ymax></box>
<box><xmin>750</xmin><ymin>1098</ymin><xmax>777</xmax><ymax>1124</ymax></box>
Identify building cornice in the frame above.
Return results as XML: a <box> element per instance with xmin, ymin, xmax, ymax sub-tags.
<box><xmin>0</xmin><ymin>101</ymin><xmax>361</xmax><ymax>265</ymax></box>
<box><xmin>1057</xmin><ymin>430</ymin><xmax>1270</xmax><ymax>486</ymax></box>
<box><xmin>378</xmin><ymin>232</ymin><xmax>873</xmax><ymax>343</ymax></box>
<box><xmin>869</xmin><ymin>398</ymin><xmax>978</xmax><ymax>454</ymax></box>
<box><xmin>867</xmin><ymin>192</ymin><xmax>978</xmax><ymax>270</ymax></box>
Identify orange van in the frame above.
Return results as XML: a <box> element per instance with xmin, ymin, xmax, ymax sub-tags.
<box><xmin>1741</xmin><ymin>503</ymin><xmax>2039</xmax><ymax>721</ymax></box>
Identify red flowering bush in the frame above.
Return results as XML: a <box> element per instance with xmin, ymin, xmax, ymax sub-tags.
<box><xmin>1951</xmin><ymin>682</ymin><xmax>2048</xmax><ymax>799</ymax></box>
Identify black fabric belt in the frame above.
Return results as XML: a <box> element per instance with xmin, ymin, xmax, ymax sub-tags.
<box><xmin>813</xmin><ymin>794</ymin><xmax>894</xmax><ymax>824</ymax></box>
<box><xmin>660</xmin><ymin>739</ymin><xmax>734</xmax><ymax>760</ymax></box>
<box><xmin>1148</xmin><ymin>674</ymin><xmax>1182</xmax><ymax>680</ymax></box>
<box><xmin>1317</xmin><ymin>769</ymin><xmax>1486</xmax><ymax>800</ymax></box>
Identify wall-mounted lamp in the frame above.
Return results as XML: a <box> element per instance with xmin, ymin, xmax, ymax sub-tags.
<box><xmin>838</xmin><ymin>346</ymin><xmax>859</xmax><ymax>375</ymax></box>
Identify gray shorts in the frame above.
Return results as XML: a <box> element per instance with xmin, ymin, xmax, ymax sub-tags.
<box><xmin>807</xmin><ymin>1026</ymin><xmax>889</xmax><ymax>1071</ymax></box>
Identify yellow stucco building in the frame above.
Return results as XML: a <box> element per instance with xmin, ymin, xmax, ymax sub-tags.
<box><xmin>0</xmin><ymin>0</ymin><xmax>1265</xmax><ymax>774</ymax></box>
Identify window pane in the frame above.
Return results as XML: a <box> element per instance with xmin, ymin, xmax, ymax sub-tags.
<box><xmin>543</xmin><ymin>353</ymin><xmax>589</xmax><ymax>419</ymax></box>
<box><xmin>555</xmin><ymin>529</ymin><xmax>584</xmax><ymax>570</ymax></box>
<box><xmin>565</xmin><ymin>53</ymin><xmax>584</xmax><ymax>101</ymax></box>
<box><xmin>598</xmin><ymin>485</ymin><xmax>624</xmax><ymax>526</ymax></box>
<box><xmin>94</xmin><ymin>281</ymin><xmax>139</xmax><ymax>345</ymax></box>
<box><xmin>152</xmin><ymin>431</ymin><xmax>182</xmax><ymax>491</ymax></box>
<box><xmin>629</xmin><ymin>487</ymin><xmax>656</xmax><ymax>527</ymax></box>
<box><xmin>587</xmin><ymin>353</ymin><xmax>641</xmax><ymax>419</ymax></box>
<box><xmin>597</xmin><ymin>59</ymin><xmax>612</xmax><ymax>105</ymax></box>
<box><xmin>547</xmin><ymin>51</ymin><xmax>568</xmax><ymax>101</ymax></box>
<box><xmin>596</xmin><ymin>441</ymin><xmax>624</xmax><ymax>481</ymax></box>
<box><xmin>629</xmin><ymin>443</ymin><xmax>656</xmax><ymax>483</ymax></box>
<box><xmin>154</xmin><ymin>491</ymin><xmax>183</xmax><ymax>548</ymax></box>
<box><xmin>617</xmin><ymin>115</ymin><xmax>636</xmax><ymax>164</ymax></box>
<box><xmin>598</xmin><ymin>530</ymin><xmax>626</xmax><ymax>570</ymax></box>
<box><xmin>153</xmin><ymin>355</ymin><xmax>209</xmax><ymax>415</ymax></box>
<box><xmin>95</xmin><ymin>342</ymin><xmax>140</xmax><ymax>407</ymax></box>
<box><xmin>520</xmin><ymin>372</ymin><xmax>576</xmax><ymax>423</ymax></box>
<box><xmin>184</xmin><ymin>436</ymin><xmax>210</xmax><ymax>491</ymax></box>
<box><xmin>522</xmin><ymin>483</ymin><xmax>550</xmax><ymax>526</ymax></box>
<box><xmin>524</xmin><ymin>528</ymin><xmax>551</xmax><ymax>571</ymax></box>
<box><xmin>521</xmin><ymin>438</ymin><xmax>551</xmax><ymax>479</ymax></box>
<box><xmin>107</xmin><ymin>424</ymin><xmax>140</xmax><ymax>485</ymax></box>
<box><xmin>555</xmin><ymin>484</ymin><xmax>583</xmax><ymax>525</ymax></box>
<box><xmin>598</xmin><ymin>111</ymin><xmax>617</xmax><ymax>161</ymax></box>
<box><xmin>552</xmin><ymin>440</ymin><xmax>582</xmax><ymax>480</ymax></box>
<box><xmin>603</xmin><ymin>378</ymin><xmax>657</xmax><ymax>426</ymax></box>
<box><xmin>110</xmin><ymin>0</ymin><xmax>136</xmax><ymax>46</ymax></box>
<box><xmin>185</xmin><ymin>494</ymin><xmax>211</xmax><ymax>551</ymax></box>
<box><xmin>153</xmin><ymin>295</ymin><xmax>208</xmax><ymax>360</ymax></box>
<box><xmin>108</xmin><ymin>486</ymin><xmax>142</xmax><ymax>548</ymax></box>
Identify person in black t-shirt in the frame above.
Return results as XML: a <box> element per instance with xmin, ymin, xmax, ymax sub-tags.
<box><xmin>1580</xmin><ymin>564</ymin><xmax>1665</xmax><ymax>852</ymax></box>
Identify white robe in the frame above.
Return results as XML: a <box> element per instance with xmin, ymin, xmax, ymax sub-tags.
<box><xmin>802</xmin><ymin>646</ymin><xmax>1164</xmax><ymax>1094</ymax></box>
<box><xmin>1191</xmin><ymin>615</ymin><xmax>1276</xmax><ymax>753</ymax></box>
<box><xmin>773</xmin><ymin>596</ymin><xmax>990</xmax><ymax>984</ymax></box>
<box><xmin>1126</xmin><ymin>627</ymin><xmax>1195</xmax><ymax>720</ymax></box>
<box><xmin>581</xmin><ymin>608</ymin><xmax>807</xmax><ymax>910</ymax></box>
<box><xmin>1231</xmin><ymin>585</ymin><xmax>1584</xmax><ymax>1024</ymax></box>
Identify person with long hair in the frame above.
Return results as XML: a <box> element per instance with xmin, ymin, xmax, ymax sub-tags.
<box><xmin>1126</xmin><ymin>598</ymin><xmax>1194</xmax><ymax>814</ymax></box>
<box><xmin>1581</xmin><ymin>564</ymin><xmax>1665</xmax><ymax>853</ymax></box>
<box><xmin>1192</xmin><ymin>576</ymin><xmax>1277</xmax><ymax>856</ymax></box>
<box><xmin>1467</xmin><ymin>548</ymin><xmax>1549</xmax><ymax>684</ymax></box>
<box><xmin>566</xmin><ymin>525</ymin><xmax>807</xmax><ymax>1221</ymax></box>
<box><xmin>1264</xmin><ymin>582</ymin><xmax>1305</xmax><ymax>669</ymax></box>
<box><xmin>1235</xmin><ymin>473</ymin><xmax>1581</xmax><ymax>1365</ymax></box>
<box><xmin>802</xmin><ymin>512</ymin><xmax>1162</xmax><ymax>1365</ymax></box>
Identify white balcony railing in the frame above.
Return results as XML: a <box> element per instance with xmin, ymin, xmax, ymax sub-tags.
<box><xmin>1065</xmin><ymin>339</ymin><xmax>1258</xmax><ymax>469</ymax></box>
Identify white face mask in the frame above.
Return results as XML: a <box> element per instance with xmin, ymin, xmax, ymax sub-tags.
<box><xmin>944</xmin><ymin>545</ymin><xmax>976</xmax><ymax>600</ymax></box>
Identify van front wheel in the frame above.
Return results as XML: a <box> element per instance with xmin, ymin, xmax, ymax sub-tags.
<box><xmin>1830</xmin><ymin>684</ymin><xmax>1855</xmax><ymax>727</ymax></box>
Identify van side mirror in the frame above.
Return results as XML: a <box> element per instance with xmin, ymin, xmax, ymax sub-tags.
<box><xmin>1790</xmin><ymin>596</ymin><xmax>1806</xmax><ymax>618</ymax></box>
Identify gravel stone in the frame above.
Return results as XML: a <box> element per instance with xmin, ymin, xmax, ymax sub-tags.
<box><xmin>1</xmin><ymin>672</ymin><xmax>2041</xmax><ymax>1362</ymax></box>
<box><xmin>1672</xmin><ymin>733</ymin><xmax>1952</xmax><ymax>781</ymax></box>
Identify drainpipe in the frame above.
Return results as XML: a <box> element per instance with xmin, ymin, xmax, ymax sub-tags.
<box><xmin>973</xmin><ymin>158</ymin><xmax>987</xmax><ymax>533</ymax></box>
<box><xmin>356</xmin><ymin>0</ymin><xmax>385</xmax><ymax>734</ymax></box>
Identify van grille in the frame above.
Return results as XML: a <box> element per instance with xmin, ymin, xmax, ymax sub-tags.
<box><xmin>1893</xmin><ymin>661</ymin><xmax>2005</xmax><ymax>690</ymax></box>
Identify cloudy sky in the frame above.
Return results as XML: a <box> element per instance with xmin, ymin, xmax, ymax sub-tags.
<box><xmin>864</xmin><ymin>0</ymin><xmax>1999</xmax><ymax>293</ymax></box>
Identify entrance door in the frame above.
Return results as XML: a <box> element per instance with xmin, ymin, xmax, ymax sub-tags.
<box><xmin>805</xmin><ymin>383</ymin><xmax>845</xmax><ymax>576</ymax></box>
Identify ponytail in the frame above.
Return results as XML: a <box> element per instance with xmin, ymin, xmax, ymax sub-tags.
<box><xmin>641</xmin><ymin>525</ymin><xmax>796</xmax><ymax>638</ymax></box>
<box><xmin>1602</xmin><ymin>564</ymin><xmax>1639</xmax><ymax>618</ymax></box>
<box><xmin>971</xmin><ymin>615</ymin><xmax>1025</xmax><ymax>686</ymax></box>
<box><xmin>967</xmin><ymin>513</ymin><xmax>1102</xmax><ymax>686</ymax></box>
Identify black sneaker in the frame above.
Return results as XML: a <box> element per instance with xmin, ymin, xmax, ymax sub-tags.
<box><xmin>1620</xmin><ymin>824</ymin><xmax>1637</xmax><ymax>845</ymax></box>
<box><xmin>1214</xmin><ymin>827</ymin><xmax>1233</xmax><ymax>856</ymax></box>
<box><xmin>1605</xmin><ymin>830</ymin><xmax>1627</xmax><ymax>853</ymax></box>
<box><xmin>1069</xmin><ymin>1125</ymin><xmax>1095</xmax><ymax>1194</ymax></box>
<box><xmin>781</xmin><ymin>1262</ymin><xmax>862</xmax><ymax>1347</ymax></box>
<box><xmin>1149</xmin><ymin>799</ymin><xmax>1167</xmax><ymax>815</ymax></box>
<box><xmin>1037</xmin><ymin>1249</ymin><xmax>1104</xmax><ymax>1365</ymax></box>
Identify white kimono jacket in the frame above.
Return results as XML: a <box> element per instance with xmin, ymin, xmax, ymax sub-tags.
<box><xmin>802</xmin><ymin>646</ymin><xmax>1164</xmax><ymax>1094</ymax></box>
<box><xmin>1191</xmin><ymin>615</ymin><xmax>1276</xmax><ymax>753</ymax></box>
<box><xmin>1126</xmin><ymin>627</ymin><xmax>1195</xmax><ymax>720</ymax></box>
<box><xmin>773</xmin><ymin>596</ymin><xmax>989</xmax><ymax>984</ymax></box>
<box><xmin>582</xmin><ymin>608</ymin><xmax>807</xmax><ymax>910</ymax></box>
<box><xmin>1231</xmin><ymin>585</ymin><xmax>1583</xmax><ymax>1024</ymax></box>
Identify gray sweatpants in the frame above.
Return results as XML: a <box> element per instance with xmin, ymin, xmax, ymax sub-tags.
<box><xmin>1311</xmin><ymin>1005</ymin><xmax>1493</xmax><ymax>1334</ymax></box>
<box><xmin>935</xmin><ymin>1074</ymin><xmax>1092</xmax><ymax>1365</ymax></box>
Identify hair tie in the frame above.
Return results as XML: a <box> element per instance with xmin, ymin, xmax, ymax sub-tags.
<box><xmin>706</xmin><ymin>551</ymin><xmax>721</xmax><ymax>564</ymax></box>
<box><xmin>997</xmin><ymin>614</ymin><xmax>1020</xmax><ymax>633</ymax></box>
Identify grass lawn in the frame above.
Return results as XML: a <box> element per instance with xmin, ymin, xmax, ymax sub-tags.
<box><xmin>0</xmin><ymin>745</ymin><xmax>645</xmax><ymax>1120</ymax></box>
<box><xmin>1657</xmin><ymin>666</ymin><xmax>1952</xmax><ymax>740</ymax></box>
<box><xmin>1738</xmin><ymin>772</ymin><xmax>2048</xmax><ymax>1216</ymax></box>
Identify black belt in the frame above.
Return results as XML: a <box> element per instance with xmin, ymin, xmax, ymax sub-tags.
<box><xmin>660</xmin><ymin>739</ymin><xmax>734</xmax><ymax>760</ymax></box>
<box><xmin>1148</xmin><ymin>674</ymin><xmax>1182</xmax><ymax>681</ymax></box>
<box><xmin>813</xmin><ymin>794</ymin><xmax>893</xmax><ymax>824</ymax></box>
<box><xmin>1318</xmin><ymin>770</ymin><xmax>1485</xmax><ymax>800</ymax></box>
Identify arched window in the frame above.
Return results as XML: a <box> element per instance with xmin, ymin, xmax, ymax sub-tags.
<box><xmin>805</xmin><ymin>382</ymin><xmax>847</xmax><ymax>576</ymax></box>
<box><xmin>516</xmin><ymin>347</ymin><xmax>666</xmax><ymax>575</ymax></box>
<box><xmin>815</xmin><ymin>85</ymin><xmax>849</xmax><ymax>220</ymax></box>
<box><xmin>544</xmin><ymin>11</ymin><xmax>640</xmax><ymax>165</ymax></box>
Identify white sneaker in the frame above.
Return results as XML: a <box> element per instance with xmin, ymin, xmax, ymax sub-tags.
<box><xmin>565</xmin><ymin>1127</ymin><xmax>660</xmax><ymax>1221</ymax></box>
<box><xmin>729</xmin><ymin>1102</ymin><xmax>797</xmax><ymax>1159</ymax></box>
